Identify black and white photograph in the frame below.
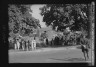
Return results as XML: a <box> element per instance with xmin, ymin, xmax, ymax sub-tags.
<box><xmin>8</xmin><ymin>2</ymin><xmax>95</xmax><ymax>65</ymax></box>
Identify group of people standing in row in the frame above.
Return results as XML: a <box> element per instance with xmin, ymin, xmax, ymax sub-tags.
<box><xmin>43</xmin><ymin>35</ymin><xmax>64</xmax><ymax>46</ymax></box>
<box><xmin>14</xmin><ymin>37</ymin><xmax>36</xmax><ymax>51</ymax></box>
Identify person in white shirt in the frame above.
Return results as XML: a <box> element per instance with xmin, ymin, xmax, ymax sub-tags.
<box><xmin>14</xmin><ymin>42</ymin><xmax>17</xmax><ymax>50</ymax></box>
<box><xmin>31</xmin><ymin>37</ymin><xmax>36</xmax><ymax>50</ymax></box>
<box><xmin>26</xmin><ymin>41</ymin><xmax>29</xmax><ymax>51</ymax></box>
<box><xmin>33</xmin><ymin>37</ymin><xmax>36</xmax><ymax>50</ymax></box>
<box><xmin>44</xmin><ymin>38</ymin><xmax>46</xmax><ymax>45</ymax></box>
<box><xmin>31</xmin><ymin>39</ymin><xmax>33</xmax><ymax>50</ymax></box>
<box><xmin>16</xmin><ymin>39</ymin><xmax>20</xmax><ymax>50</ymax></box>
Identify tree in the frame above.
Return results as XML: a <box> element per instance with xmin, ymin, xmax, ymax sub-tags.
<box><xmin>8</xmin><ymin>4</ymin><xmax>41</xmax><ymax>37</ymax></box>
<box><xmin>40</xmin><ymin>31</ymin><xmax>48</xmax><ymax>41</ymax></box>
<box><xmin>40</xmin><ymin>4</ymin><xmax>89</xmax><ymax>33</ymax></box>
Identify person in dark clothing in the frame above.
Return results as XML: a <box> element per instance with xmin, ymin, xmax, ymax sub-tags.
<box><xmin>80</xmin><ymin>38</ymin><xmax>89</xmax><ymax>61</ymax></box>
<box><xmin>46</xmin><ymin>38</ymin><xmax>49</xmax><ymax>46</ymax></box>
<box><xmin>54</xmin><ymin>36</ymin><xmax>57</xmax><ymax>46</ymax></box>
<box><xmin>61</xmin><ymin>36</ymin><xmax>64</xmax><ymax>45</ymax></box>
<box><xmin>51</xmin><ymin>39</ymin><xmax>53</xmax><ymax>46</ymax></box>
<box><xmin>55</xmin><ymin>36</ymin><xmax>59</xmax><ymax>46</ymax></box>
<box><xmin>81</xmin><ymin>44</ymin><xmax>89</xmax><ymax>61</ymax></box>
<box><xmin>26</xmin><ymin>41</ymin><xmax>29</xmax><ymax>51</ymax></box>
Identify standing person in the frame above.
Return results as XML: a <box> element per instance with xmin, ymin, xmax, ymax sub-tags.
<box><xmin>55</xmin><ymin>36</ymin><xmax>59</xmax><ymax>46</ymax></box>
<box><xmin>46</xmin><ymin>38</ymin><xmax>49</xmax><ymax>46</ymax></box>
<box><xmin>29</xmin><ymin>39</ymin><xmax>32</xmax><ymax>51</ymax></box>
<box><xmin>16</xmin><ymin>39</ymin><xmax>20</xmax><ymax>50</ymax></box>
<box><xmin>33</xmin><ymin>37</ymin><xmax>36</xmax><ymax>50</ymax></box>
<box><xmin>61</xmin><ymin>36</ymin><xmax>64</xmax><ymax>46</ymax></box>
<box><xmin>14</xmin><ymin>42</ymin><xmax>17</xmax><ymax>50</ymax></box>
<box><xmin>26</xmin><ymin>41</ymin><xmax>29</xmax><ymax>51</ymax></box>
<box><xmin>28</xmin><ymin>40</ymin><xmax>30</xmax><ymax>51</ymax></box>
<box><xmin>31</xmin><ymin>38</ymin><xmax>34</xmax><ymax>50</ymax></box>
<box><xmin>19</xmin><ymin>38</ymin><xmax>22</xmax><ymax>50</ymax></box>
<box><xmin>27</xmin><ymin>40</ymin><xmax>29</xmax><ymax>51</ymax></box>
<box><xmin>51</xmin><ymin>38</ymin><xmax>54</xmax><ymax>46</ymax></box>
<box><xmin>54</xmin><ymin>37</ymin><xmax>56</xmax><ymax>46</ymax></box>
<box><xmin>22</xmin><ymin>39</ymin><xmax>24</xmax><ymax>50</ymax></box>
<box><xmin>14</xmin><ymin>37</ymin><xmax>17</xmax><ymax>50</ymax></box>
<box><xmin>14</xmin><ymin>38</ymin><xmax>17</xmax><ymax>50</ymax></box>
<box><xmin>81</xmin><ymin>44</ymin><xmax>88</xmax><ymax>61</ymax></box>
<box><xmin>21</xmin><ymin>40</ymin><xmax>24</xmax><ymax>50</ymax></box>
<box><xmin>44</xmin><ymin>38</ymin><xmax>46</xmax><ymax>45</ymax></box>
<box><xmin>24</xmin><ymin>40</ymin><xmax>26</xmax><ymax>51</ymax></box>
<box><xmin>25</xmin><ymin>40</ymin><xmax>27</xmax><ymax>51</ymax></box>
<box><xmin>80</xmin><ymin>37</ymin><xmax>89</xmax><ymax>61</ymax></box>
<box><xmin>43</xmin><ymin>31</ymin><xmax>48</xmax><ymax>46</ymax></box>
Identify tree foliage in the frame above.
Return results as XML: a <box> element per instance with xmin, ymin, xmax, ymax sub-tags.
<box><xmin>40</xmin><ymin>4</ymin><xmax>89</xmax><ymax>33</ymax></box>
<box><xmin>40</xmin><ymin>31</ymin><xmax>48</xmax><ymax>41</ymax></box>
<box><xmin>8</xmin><ymin>4</ymin><xmax>41</xmax><ymax>37</ymax></box>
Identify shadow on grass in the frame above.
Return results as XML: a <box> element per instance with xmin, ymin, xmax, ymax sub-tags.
<box><xmin>49</xmin><ymin>57</ymin><xmax>85</xmax><ymax>62</ymax></box>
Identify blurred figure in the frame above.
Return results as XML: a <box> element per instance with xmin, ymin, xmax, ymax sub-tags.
<box><xmin>46</xmin><ymin>38</ymin><xmax>49</xmax><ymax>46</ymax></box>
<box><xmin>80</xmin><ymin>37</ymin><xmax>90</xmax><ymax>61</ymax></box>
<box><xmin>24</xmin><ymin>41</ymin><xmax>27</xmax><ymax>51</ymax></box>
<box><xmin>44</xmin><ymin>38</ymin><xmax>46</xmax><ymax>45</ymax></box>
<box><xmin>14</xmin><ymin>38</ymin><xmax>17</xmax><ymax>50</ymax></box>
<box><xmin>81</xmin><ymin>44</ymin><xmax>89</xmax><ymax>61</ymax></box>
<box><xmin>14</xmin><ymin>40</ymin><xmax>17</xmax><ymax>50</ymax></box>
<box><xmin>31</xmin><ymin>39</ymin><xmax>34</xmax><ymax>50</ymax></box>
<box><xmin>23</xmin><ymin>40</ymin><xmax>26</xmax><ymax>51</ymax></box>
<box><xmin>16</xmin><ymin>39</ymin><xmax>20</xmax><ymax>50</ymax></box>
<box><xmin>26</xmin><ymin>41</ymin><xmax>29</xmax><ymax>51</ymax></box>
<box><xmin>51</xmin><ymin>38</ymin><xmax>54</xmax><ymax>46</ymax></box>
<box><xmin>21</xmin><ymin>40</ymin><xmax>25</xmax><ymax>50</ymax></box>
<box><xmin>27</xmin><ymin>40</ymin><xmax>30</xmax><ymax>51</ymax></box>
<box><xmin>32</xmin><ymin>37</ymin><xmax>36</xmax><ymax>50</ymax></box>
<box><xmin>54</xmin><ymin>36</ymin><xmax>59</xmax><ymax>46</ymax></box>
